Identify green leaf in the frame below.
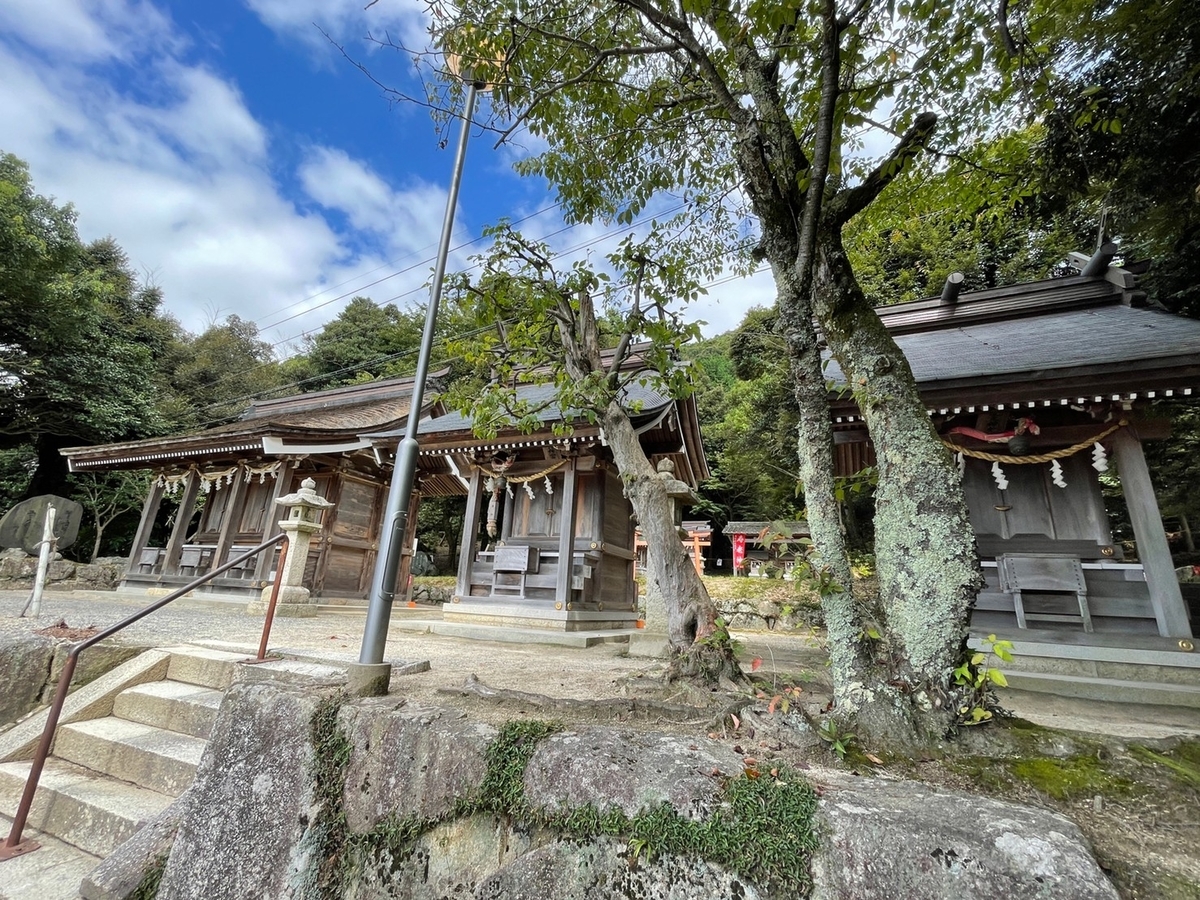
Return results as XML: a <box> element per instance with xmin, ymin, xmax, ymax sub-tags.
<box><xmin>987</xmin><ymin>668</ymin><xmax>1008</xmax><ymax>688</ymax></box>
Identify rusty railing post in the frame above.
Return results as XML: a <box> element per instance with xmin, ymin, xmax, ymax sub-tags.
<box><xmin>255</xmin><ymin>539</ymin><xmax>289</xmax><ymax>661</ymax></box>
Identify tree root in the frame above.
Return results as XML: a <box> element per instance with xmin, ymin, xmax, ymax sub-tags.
<box><xmin>666</xmin><ymin>641</ymin><xmax>744</xmax><ymax>686</ymax></box>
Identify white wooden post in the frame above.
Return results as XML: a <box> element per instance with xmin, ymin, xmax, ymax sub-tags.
<box><xmin>24</xmin><ymin>507</ymin><xmax>57</xmax><ymax>618</ymax></box>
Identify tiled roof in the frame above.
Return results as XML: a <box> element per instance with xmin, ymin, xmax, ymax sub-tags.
<box><xmin>366</xmin><ymin>380</ymin><xmax>674</xmax><ymax>440</ymax></box>
<box><xmin>62</xmin><ymin>375</ymin><xmax>430</xmax><ymax>464</ymax></box>
<box><xmin>824</xmin><ymin>296</ymin><xmax>1200</xmax><ymax>390</ymax></box>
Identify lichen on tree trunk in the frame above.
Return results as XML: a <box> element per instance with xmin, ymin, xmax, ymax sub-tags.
<box><xmin>774</xmin><ymin>267</ymin><xmax>872</xmax><ymax>706</ymax></box>
<box><xmin>813</xmin><ymin>228</ymin><xmax>983</xmax><ymax>742</ymax></box>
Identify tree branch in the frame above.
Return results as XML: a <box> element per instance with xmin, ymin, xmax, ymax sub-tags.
<box><xmin>996</xmin><ymin>0</ymin><xmax>1020</xmax><ymax>56</ymax></box>
<box><xmin>826</xmin><ymin>110</ymin><xmax>938</xmax><ymax>226</ymax></box>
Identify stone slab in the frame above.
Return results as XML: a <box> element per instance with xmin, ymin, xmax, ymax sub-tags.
<box><xmin>0</xmin><ymin>495</ymin><xmax>82</xmax><ymax>554</ymax></box>
<box><xmin>625</xmin><ymin>631</ymin><xmax>672</xmax><ymax>659</ymax></box>
<box><xmin>54</xmin><ymin>718</ymin><xmax>205</xmax><ymax>797</ymax></box>
<box><xmin>0</xmin><ymin>814</ymin><xmax>100</xmax><ymax>900</ymax></box>
<box><xmin>80</xmin><ymin>792</ymin><xmax>186</xmax><ymax>900</ymax></box>
<box><xmin>430</xmin><ymin>622</ymin><xmax>631</xmax><ymax>648</ymax></box>
<box><xmin>810</xmin><ymin>776</ymin><xmax>1119</xmax><ymax>900</ymax></box>
<box><xmin>1001</xmin><ymin>671</ymin><xmax>1200</xmax><ymax>708</ymax></box>
<box><xmin>0</xmin><ymin>758</ymin><xmax>172</xmax><ymax>857</ymax></box>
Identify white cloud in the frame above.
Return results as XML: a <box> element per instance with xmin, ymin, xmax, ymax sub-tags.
<box><xmin>244</xmin><ymin>0</ymin><xmax>428</xmax><ymax>57</ymax></box>
<box><xmin>0</xmin><ymin>0</ymin><xmax>467</xmax><ymax>351</ymax></box>
<box><xmin>0</xmin><ymin>0</ymin><xmax>177</xmax><ymax>62</ymax></box>
<box><xmin>298</xmin><ymin>146</ymin><xmax>450</xmax><ymax>260</ymax></box>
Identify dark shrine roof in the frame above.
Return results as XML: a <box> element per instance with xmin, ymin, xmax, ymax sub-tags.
<box><xmin>823</xmin><ymin>269</ymin><xmax>1200</xmax><ymax>411</ymax></box>
<box><xmin>362</xmin><ymin>379</ymin><xmax>674</xmax><ymax>441</ymax></box>
<box><xmin>723</xmin><ymin>520</ymin><xmax>811</xmax><ymax>537</ymax></box>
<box><xmin>62</xmin><ymin>372</ymin><xmax>443</xmax><ymax>471</ymax></box>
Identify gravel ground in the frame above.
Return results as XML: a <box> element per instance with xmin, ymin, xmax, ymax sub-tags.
<box><xmin>3</xmin><ymin>588</ymin><xmax>1199</xmax><ymax>739</ymax></box>
<box><xmin>0</xmin><ymin>588</ymin><xmax>662</xmax><ymax>710</ymax></box>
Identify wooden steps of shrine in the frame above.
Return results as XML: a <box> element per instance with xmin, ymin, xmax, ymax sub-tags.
<box><xmin>969</xmin><ymin>631</ymin><xmax>1200</xmax><ymax>708</ymax></box>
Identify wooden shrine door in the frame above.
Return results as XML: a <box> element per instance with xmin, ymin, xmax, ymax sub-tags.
<box><xmin>315</xmin><ymin>474</ymin><xmax>382</xmax><ymax>597</ymax></box>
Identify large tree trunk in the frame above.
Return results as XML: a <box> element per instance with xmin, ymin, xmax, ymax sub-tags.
<box><xmin>773</xmin><ymin>266</ymin><xmax>871</xmax><ymax>703</ymax></box>
<box><xmin>599</xmin><ymin>403</ymin><xmax>739</xmax><ymax>683</ymax></box>
<box><xmin>812</xmin><ymin>227</ymin><xmax>982</xmax><ymax>743</ymax></box>
<box><xmin>24</xmin><ymin>434</ymin><xmax>72</xmax><ymax>499</ymax></box>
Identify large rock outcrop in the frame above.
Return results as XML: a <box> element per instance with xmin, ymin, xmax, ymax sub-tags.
<box><xmin>125</xmin><ymin>680</ymin><xmax>1119</xmax><ymax>900</ymax></box>
<box><xmin>0</xmin><ymin>633</ymin><xmax>139</xmax><ymax>726</ymax></box>
<box><xmin>155</xmin><ymin>683</ymin><xmax>331</xmax><ymax>899</ymax></box>
<box><xmin>810</xmin><ymin>776</ymin><xmax>1120</xmax><ymax>900</ymax></box>
<box><xmin>0</xmin><ymin>632</ymin><xmax>57</xmax><ymax>725</ymax></box>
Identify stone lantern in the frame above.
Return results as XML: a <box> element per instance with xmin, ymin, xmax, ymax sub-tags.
<box><xmin>251</xmin><ymin>477</ymin><xmax>334</xmax><ymax>618</ymax></box>
<box><xmin>656</xmin><ymin>459</ymin><xmax>697</xmax><ymax>538</ymax></box>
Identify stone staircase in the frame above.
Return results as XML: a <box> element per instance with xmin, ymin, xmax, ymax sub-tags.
<box><xmin>0</xmin><ymin>646</ymin><xmax>244</xmax><ymax>896</ymax></box>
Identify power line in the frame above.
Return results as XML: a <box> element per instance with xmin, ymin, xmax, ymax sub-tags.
<box><xmin>189</xmin><ymin>198</ymin><xmax>700</xmax><ymax>397</ymax></box>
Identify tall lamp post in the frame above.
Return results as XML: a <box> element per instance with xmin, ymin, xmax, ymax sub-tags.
<box><xmin>359</xmin><ymin>69</ymin><xmax>485</xmax><ymax>666</ymax></box>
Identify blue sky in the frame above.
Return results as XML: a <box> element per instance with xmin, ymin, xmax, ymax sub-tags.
<box><xmin>0</xmin><ymin>0</ymin><xmax>775</xmax><ymax>353</ymax></box>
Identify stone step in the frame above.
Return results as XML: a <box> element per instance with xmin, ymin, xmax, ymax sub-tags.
<box><xmin>1003</xmin><ymin>670</ymin><xmax>1200</xmax><ymax>708</ymax></box>
<box><xmin>54</xmin><ymin>718</ymin><xmax>206</xmax><ymax>797</ymax></box>
<box><xmin>0</xmin><ymin>759</ymin><xmax>172</xmax><ymax>858</ymax></box>
<box><xmin>163</xmin><ymin>646</ymin><xmax>246</xmax><ymax>690</ymax></box>
<box><xmin>0</xmin><ymin>813</ymin><xmax>101</xmax><ymax>900</ymax></box>
<box><xmin>113</xmin><ymin>680</ymin><xmax>225</xmax><ymax>740</ymax></box>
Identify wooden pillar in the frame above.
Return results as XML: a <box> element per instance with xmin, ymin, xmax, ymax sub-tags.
<box><xmin>252</xmin><ymin>460</ymin><xmax>297</xmax><ymax>586</ymax></box>
<box><xmin>456</xmin><ymin>467</ymin><xmax>484</xmax><ymax>598</ymax></box>
<box><xmin>500</xmin><ymin>483</ymin><xmax>515</xmax><ymax>542</ymax></box>
<box><xmin>125</xmin><ymin>478</ymin><xmax>165</xmax><ymax>574</ymax></box>
<box><xmin>555</xmin><ymin>459</ymin><xmax>579</xmax><ymax>605</ymax></box>
<box><xmin>1113</xmin><ymin>426</ymin><xmax>1192</xmax><ymax>637</ymax></box>
<box><xmin>212</xmin><ymin>466</ymin><xmax>250</xmax><ymax>570</ymax></box>
<box><xmin>394</xmin><ymin>484</ymin><xmax>423</xmax><ymax>602</ymax></box>
<box><xmin>162</xmin><ymin>471</ymin><xmax>201</xmax><ymax>576</ymax></box>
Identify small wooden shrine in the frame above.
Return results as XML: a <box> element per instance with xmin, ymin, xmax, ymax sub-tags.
<box><xmin>366</xmin><ymin>376</ymin><xmax>709</xmax><ymax>632</ymax></box>
<box><xmin>61</xmin><ymin>374</ymin><xmax>444</xmax><ymax>600</ymax></box>
<box><xmin>723</xmin><ymin>520</ymin><xmax>812</xmax><ymax>577</ymax></box>
<box><xmin>634</xmin><ymin>520</ymin><xmax>712</xmax><ymax>577</ymax></box>
<box><xmin>827</xmin><ymin>252</ymin><xmax>1199</xmax><ymax>650</ymax></box>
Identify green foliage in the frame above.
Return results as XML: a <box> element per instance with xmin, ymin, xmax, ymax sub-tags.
<box><xmin>342</xmin><ymin>714</ymin><xmax>818</xmax><ymax>896</ymax></box>
<box><xmin>308</xmin><ymin>693</ymin><xmax>352</xmax><ymax>899</ymax></box>
<box><xmin>1129</xmin><ymin>744</ymin><xmax>1200</xmax><ymax>790</ymax></box>
<box><xmin>0</xmin><ymin>153</ymin><xmax>186</xmax><ymax>497</ymax></box>
<box><xmin>471</xmin><ymin>720</ymin><xmax>563</xmax><ymax>815</ymax></box>
<box><xmin>1035</xmin><ymin>0</ymin><xmax>1200</xmax><ymax>318</ymax></box>
<box><xmin>170</xmin><ymin>315</ymin><xmax>283</xmax><ymax>426</ymax></box>
<box><xmin>816</xmin><ymin>720</ymin><xmax>857</xmax><ymax>760</ymax></box>
<box><xmin>69</xmin><ymin>470</ymin><xmax>152</xmax><ymax>561</ymax></box>
<box><xmin>441</xmin><ymin>223</ymin><xmax>705</xmax><ymax>442</ymax></box>
<box><xmin>282</xmin><ymin>296</ymin><xmax>431</xmax><ymax>392</ymax></box>
<box><xmin>127</xmin><ymin>854</ymin><xmax>167</xmax><ymax>900</ymax></box>
<box><xmin>1008</xmin><ymin>756</ymin><xmax>1133</xmax><ymax>801</ymax></box>
<box><xmin>953</xmin><ymin>634</ymin><xmax>1014</xmax><ymax>725</ymax></box>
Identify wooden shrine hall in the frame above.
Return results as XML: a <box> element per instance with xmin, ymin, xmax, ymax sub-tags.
<box><xmin>363</xmin><ymin>378</ymin><xmax>709</xmax><ymax>633</ymax></box>
<box><xmin>61</xmin><ymin>374</ymin><xmax>446</xmax><ymax>600</ymax></box>
<box><xmin>826</xmin><ymin>251</ymin><xmax>1199</xmax><ymax>655</ymax></box>
<box><xmin>62</xmin><ymin>361</ymin><xmax>708</xmax><ymax>635</ymax></box>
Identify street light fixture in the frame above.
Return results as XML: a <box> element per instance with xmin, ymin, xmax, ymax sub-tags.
<box><xmin>359</xmin><ymin>66</ymin><xmax>487</xmax><ymax>665</ymax></box>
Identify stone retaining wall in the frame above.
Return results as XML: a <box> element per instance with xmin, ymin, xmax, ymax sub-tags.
<box><xmin>0</xmin><ymin>548</ymin><xmax>125</xmax><ymax>592</ymax></box>
<box><xmin>86</xmin><ymin>680</ymin><xmax>1121</xmax><ymax>900</ymax></box>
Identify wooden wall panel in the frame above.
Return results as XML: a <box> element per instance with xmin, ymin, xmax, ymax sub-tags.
<box><xmin>321</xmin><ymin>545</ymin><xmax>367</xmax><ymax>594</ymax></box>
<box><xmin>602</xmin><ymin>469</ymin><xmax>632</xmax><ymax>547</ymax></box>
<box><xmin>334</xmin><ymin>479</ymin><xmax>377</xmax><ymax>540</ymax></box>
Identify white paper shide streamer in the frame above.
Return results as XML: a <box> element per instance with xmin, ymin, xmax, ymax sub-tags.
<box><xmin>991</xmin><ymin>461</ymin><xmax>1009</xmax><ymax>491</ymax></box>
<box><xmin>1050</xmin><ymin>459</ymin><xmax>1067</xmax><ymax>488</ymax></box>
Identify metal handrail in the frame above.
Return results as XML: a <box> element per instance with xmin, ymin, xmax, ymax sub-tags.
<box><xmin>0</xmin><ymin>532</ymin><xmax>287</xmax><ymax>859</ymax></box>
